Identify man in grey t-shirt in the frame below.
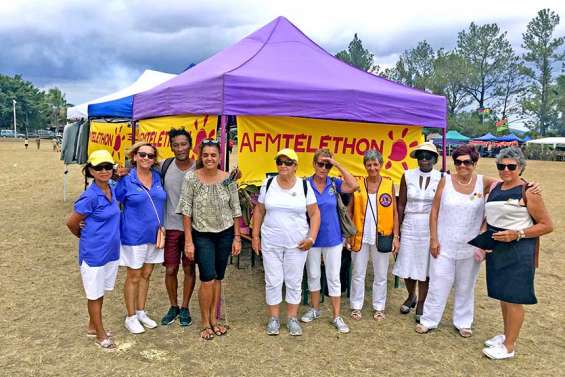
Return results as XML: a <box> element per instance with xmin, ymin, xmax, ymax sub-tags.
<box><xmin>160</xmin><ymin>129</ymin><xmax>196</xmax><ymax>327</ymax></box>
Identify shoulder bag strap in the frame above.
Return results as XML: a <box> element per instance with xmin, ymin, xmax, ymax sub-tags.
<box><xmin>141</xmin><ymin>186</ymin><xmax>162</xmax><ymax>226</ymax></box>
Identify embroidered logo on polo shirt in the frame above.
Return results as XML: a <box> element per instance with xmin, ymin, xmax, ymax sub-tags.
<box><xmin>379</xmin><ymin>193</ymin><xmax>392</xmax><ymax>207</ymax></box>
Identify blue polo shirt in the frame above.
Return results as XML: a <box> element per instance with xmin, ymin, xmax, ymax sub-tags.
<box><xmin>115</xmin><ymin>168</ymin><xmax>166</xmax><ymax>246</ymax></box>
<box><xmin>74</xmin><ymin>183</ymin><xmax>121</xmax><ymax>267</ymax></box>
<box><xmin>307</xmin><ymin>176</ymin><xmax>343</xmax><ymax>247</ymax></box>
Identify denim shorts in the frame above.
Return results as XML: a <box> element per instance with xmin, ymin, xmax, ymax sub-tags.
<box><xmin>192</xmin><ymin>226</ymin><xmax>234</xmax><ymax>282</ymax></box>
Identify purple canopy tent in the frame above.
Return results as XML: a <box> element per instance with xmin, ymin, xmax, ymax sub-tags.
<box><xmin>133</xmin><ymin>16</ymin><xmax>448</xmax><ymax>168</ymax></box>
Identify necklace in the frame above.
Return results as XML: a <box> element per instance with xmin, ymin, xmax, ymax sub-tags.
<box><xmin>454</xmin><ymin>174</ymin><xmax>473</xmax><ymax>186</ymax></box>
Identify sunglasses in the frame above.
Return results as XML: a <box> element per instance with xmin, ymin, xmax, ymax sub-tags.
<box><xmin>496</xmin><ymin>163</ymin><xmax>518</xmax><ymax>171</ymax></box>
<box><xmin>92</xmin><ymin>163</ymin><xmax>114</xmax><ymax>171</ymax></box>
<box><xmin>454</xmin><ymin>159</ymin><xmax>474</xmax><ymax>167</ymax></box>
<box><xmin>202</xmin><ymin>139</ymin><xmax>220</xmax><ymax>145</ymax></box>
<box><xmin>316</xmin><ymin>161</ymin><xmax>333</xmax><ymax>169</ymax></box>
<box><xmin>137</xmin><ymin>151</ymin><xmax>156</xmax><ymax>160</ymax></box>
<box><xmin>276</xmin><ymin>158</ymin><xmax>295</xmax><ymax>166</ymax></box>
<box><xmin>416</xmin><ymin>151</ymin><xmax>436</xmax><ymax>161</ymax></box>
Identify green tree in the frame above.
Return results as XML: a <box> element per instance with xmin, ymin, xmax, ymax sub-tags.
<box><xmin>521</xmin><ymin>8</ymin><xmax>564</xmax><ymax>135</ymax></box>
<box><xmin>457</xmin><ymin>22</ymin><xmax>514</xmax><ymax>115</ymax></box>
<box><xmin>493</xmin><ymin>55</ymin><xmax>529</xmax><ymax>121</ymax></box>
<box><xmin>430</xmin><ymin>50</ymin><xmax>471</xmax><ymax>116</ymax></box>
<box><xmin>336</xmin><ymin>33</ymin><xmax>379</xmax><ymax>72</ymax></box>
<box><xmin>391</xmin><ymin>41</ymin><xmax>435</xmax><ymax>90</ymax></box>
<box><xmin>44</xmin><ymin>87</ymin><xmax>68</xmax><ymax>128</ymax></box>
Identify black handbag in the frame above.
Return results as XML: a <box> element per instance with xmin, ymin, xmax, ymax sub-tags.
<box><xmin>366</xmin><ymin>186</ymin><xmax>393</xmax><ymax>253</ymax></box>
<box><xmin>330</xmin><ymin>178</ymin><xmax>357</xmax><ymax>238</ymax></box>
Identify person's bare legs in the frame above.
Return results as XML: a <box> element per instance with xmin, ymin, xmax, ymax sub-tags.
<box><xmin>164</xmin><ymin>265</ymin><xmax>179</xmax><ymax>306</ymax></box>
<box><xmin>124</xmin><ymin>268</ymin><xmax>142</xmax><ymax>316</ymax></box>
<box><xmin>137</xmin><ymin>263</ymin><xmax>155</xmax><ymax>311</ymax></box>
<box><xmin>268</xmin><ymin>304</ymin><xmax>280</xmax><ymax>318</ymax></box>
<box><xmin>416</xmin><ymin>279</ymin><xmax>429</xmax><ymax>316</ymax></box>
<box><xmin>181</xmin><ymin>262</ymin><xmax>196</xmax><ymax>308</ymax></box>
<box><xmin>287</xmin><ymin>303</ymin><xmax>299</xmax><ymax>319</ymax></box>
<box><xmin>199</xmin><ymin>280</ymin><xmax>214</xmax><ymax>332</ymax></box>
<box><xmin>87</xmin><ymin>297</ymin><xmax>107</xmax><ymax>341</ymax></box>
<box><xmin>503</xmin><ymin>302</ymin><xmax>524</xmax><ymax>352</ymax></box>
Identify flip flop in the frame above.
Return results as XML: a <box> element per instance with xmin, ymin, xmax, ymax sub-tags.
<box><xmin>415</xmin><ymin>324</ymin><xmax>431</xmax><ymax>334</ymax></box>
<box><xmin>350</xmin><ymin>310</ymin><xmax>362</xmax><ymax>321</ymax></box>
<box><xmin>211</xmin><ymin>323</ymin><xmax>227</xmax><ymax>336</ymax></box>
<box><xmin>95</xmin><ymin>338</ymin><xmax>116</xmax><ymax>350</ymax></box>
<box><xmin>200</xmin><ymin>327</ymin><xmax>215</xmax><ymax>341</ymax></box>
<box><xmin>373</xmin><ymin>310</ymin><xmax>386</xmax><ymax>321</ymax></box>
<box><xmin>87</xmin><ymin>329</ymin><xmax>113</xmax><ymax>338</ymax></box>
<box><xmin>458</xmin><ymin>328</ymin><xmax>473</xmax><ymax>338</ymax></box>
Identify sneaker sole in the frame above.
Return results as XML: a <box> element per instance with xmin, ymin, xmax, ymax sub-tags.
<box><xmin>179</xmin><ymin>320</ymin><xmax>193</xmax><ymax>327</ymax></box>
<box><xmin>266</xmin><ymin>331</ymin><xmax>280</xmax><ymax>336</ymax></box>
<box><xmin>300</xmin><ymin>317</ymin><xmax>319</xmax><ymax>323</ymax></box>
<box><xmin>161</xmin><ymin>318</ymin><xmax>177</xmax><ymax>326</ymax></box>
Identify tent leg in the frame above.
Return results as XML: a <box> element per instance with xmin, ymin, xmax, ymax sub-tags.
<box><xmin>220</xmin><ymin>115</ymin><xmax>228</xmax><ymax>171</ymax></box>
<box><xmin>441</xmin><ymin>125</ymin><xmax>447</xmax><ymax>173</ymax></box>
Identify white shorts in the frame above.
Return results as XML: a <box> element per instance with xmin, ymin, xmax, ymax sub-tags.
<box><xmin>80</xmin><ymin>260</ymin><xmax>119</xmax><ymax>300</ymax></box>
<box><xmin>120</xmin><ymin>243</ymin><xmax>164</xmax><ymax>269</ymax></box>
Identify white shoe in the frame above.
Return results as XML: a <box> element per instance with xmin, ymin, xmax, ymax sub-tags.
<box><xmin>124</xmin><ymin>316</ymin><xmax>145</xmax><ymax>334</ymax></box>
<box><xmin>482</xmin><ymin>344</ymin><xmax>515</xmax><ymax>360</ymax></box>
<box><xmin>484</xmin><ymin>334</ymin><xmax>506</xmax><ymax>347</ymax></box>
<box><xmin>137</xmin><ymin>311</ymin><xmax>158</xmax><ymax>329</ymax></box>
<box><xmin>300</xmin><ymin>308</ymin><xmax>321</xmax><ymax>323</ymax></box>
<box><xmin>332</xmin><ymin>316</ymin><xmax>350</xmax><ymax>334</ymax></box>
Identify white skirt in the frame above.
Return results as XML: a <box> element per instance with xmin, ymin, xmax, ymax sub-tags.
<box><xmin>392</xmin><ymin>213</ymin><xmax>431</xmax><ymax>282</ymax></box>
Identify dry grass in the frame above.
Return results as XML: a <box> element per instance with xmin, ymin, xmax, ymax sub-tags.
<box><xmin>0</xmin><ymin>140</ymin><xmax>563</xmax><ymax>376</ymax></box>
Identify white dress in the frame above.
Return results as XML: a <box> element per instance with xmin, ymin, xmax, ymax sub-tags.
<box><xmin>393</xmin><ymin>168</ymin><xmax>441</xmax><ymax>281</ymax></box>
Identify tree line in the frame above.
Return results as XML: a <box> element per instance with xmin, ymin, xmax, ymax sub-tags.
<box><xmin>0</xmin><ymin>74</ymin><xmax>68</xmax><ymax>132</ymax></box>
<box><xmin>336</xmin><ymin>9</ymin><xmax>564</xmax><ymax>137</ymax></box>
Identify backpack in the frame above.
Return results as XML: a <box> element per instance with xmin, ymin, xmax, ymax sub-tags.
<box><xmin>265</xmin><ymin>176</ymin><xmax>308</xmax><ymax>197</ymax></box>
<box><xmin>160</xmin><ymin>157</ymin><xmax>175</xmax><ymax>187</ymax></box>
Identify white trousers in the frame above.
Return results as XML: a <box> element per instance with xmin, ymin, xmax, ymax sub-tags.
<box><xmin>306</xmin><ymin>243</ymin><xmax>343</xmax><ymax>297</ymax></box>
<box><xmin>350</xmin><ymin>243</ymin><xmax>390</xmax><ymax>311</ymax></box>
<box><xmin>420</xmin><ymin>254</ymin><xmax>481</xmax><ymax>329</ymax></box>
<box><xmin>262</xmin><ymin>245</ymin><xmax>308</xmax><ymax>305</ymax></box>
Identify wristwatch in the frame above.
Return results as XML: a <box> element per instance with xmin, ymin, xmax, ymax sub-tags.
<box><xmin>516</xmin><ymin>229</ymin><xmax>526</xmax><ymax>241</ymax></box>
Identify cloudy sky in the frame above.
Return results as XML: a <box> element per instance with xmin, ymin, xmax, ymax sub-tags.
<box><xmin>1</xmin><ymin>0</ymin><xmax>563</xmax><ymax>105</ymax></box>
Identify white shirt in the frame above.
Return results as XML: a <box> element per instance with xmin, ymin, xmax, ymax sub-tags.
<box><xmin>258</xmin><ymin>177</ymin><xmax>317</xmax><ymax>248</ymax></box>
<box><xmin>362</xmin><ymin>193</ymin><xmax>377</xmax><ymax>245</ymax></box>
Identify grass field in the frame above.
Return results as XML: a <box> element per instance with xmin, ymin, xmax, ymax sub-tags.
<box><xmin>0</xmin><ymin>140</ymin><xmax>563</xmax><ymax>376</ymax></box>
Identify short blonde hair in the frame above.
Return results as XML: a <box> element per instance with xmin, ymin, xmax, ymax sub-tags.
<box><xmin>313</xmin><ymin>148</ymin><xmax>332</xmax><ymax>163</ymax></box>
<box><xmin>128</xmin><ymin>141</ymin><xmax>159</xmax><ymax>168</ymax></box>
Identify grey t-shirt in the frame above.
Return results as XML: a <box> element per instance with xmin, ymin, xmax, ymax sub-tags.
<box><xmin>162</xmin><ymin>159</ymin><xmax>195</xmax><ymax>231</ymax></box>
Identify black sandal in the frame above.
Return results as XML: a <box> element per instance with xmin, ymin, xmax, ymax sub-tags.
<box><xmin>400</xmin><ymin>296</ymin><xmax>417</xmax><ymax>314</ymax></box>
<box><xmin>200</xmin><ymin>327</ymin><xmax>215</xmax><ymax>340</ymax></box>
<box><xmin>211</xmin><ymin>323</ymin><xmax>227</xmax><ymax>336</ymax></box>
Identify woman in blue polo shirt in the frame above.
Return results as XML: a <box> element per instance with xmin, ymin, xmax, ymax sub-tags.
<box><xmin>301</xmin><ymin>148</ymin><xmax>359</xmax><ymax>333</ymax></box>
<box><xmin>67</xmin><ymin>150</ymin><xmax>120</xmax><ymax>349</ymax></box>
<box><xmin>116</xmin><ymin>142</ymin><xmax>166</xmax><ymax>335</ymax></box>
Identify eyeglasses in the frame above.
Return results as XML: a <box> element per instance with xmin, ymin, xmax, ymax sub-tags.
<box><xmin>454</xmin><ymin>159</ymin><xmax>474</xmax><ymax>167</ymax></box>
<box><xmin>316</xmin><ymin>161</ymin><xmax>333</xmax><ymax>169</ymax></box>
<box><xmin>92</xmin><ymin>163</ymin><xmax>114</xmax><ymax>171</ymax></box>
<box><xmin>496</xmin><ymin>163</ymin><xmax>518</xmax><ymax>171</ymax></box>
<box><xmin>202</xmin><ymin>139</ymin><xmax>220</xmax><ymax>145</ymax></box>
<box><xmin>416</xmin><ymin>151</ymin><xmax>436</xmax><ymax>161</ymax></box>
<box><xmin>276</xmin><ymin>158</ymin><xmax>295</xmax><ymax>166</ymax></box>
<box><xmin>137</xmin><ymin>151</ymin><xmax>155</xmax><ymax>160</ymax></box>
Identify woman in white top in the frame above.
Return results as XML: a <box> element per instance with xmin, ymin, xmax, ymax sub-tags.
<box><xmin>252</xmin><ymin>149</ymin><xmax>320</xmax><ymax>336</ymax></box>
<box><xmin>393</xmin><ymin>142</ymin><xmax>441</xmax><ymax>322</ymax></box>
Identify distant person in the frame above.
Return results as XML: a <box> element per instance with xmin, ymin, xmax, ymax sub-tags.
<box><xmin>24</xmin><ymin>138</ymin><xmax>29</xmax><ymax>149</ymax></box>
<box><xmin>66</xmin><ymin>150</ymin><xmax>120</xmax><ymax>350</ymax></box>
<box><xmin>480</xmin><ymin>148</ymin><xmax>553</xmax><ymax>360</ymax></box>
<box><xmin>252</xmin><ymin>149</ymin><xmax>320</xmax><ymax>336</ymax></box>
<box><xmin>177</xmin><ymin>139</ymin><xmax>242</xmax><ymax>340</ymax></box>
<box><xmin>36</xmin><ymin>138</ymin><xmax>40</xmax><ymax>150</ymax></box>
<box><xmin>116</xmin><ymin>142</ymin><xmax>166</xmax><ymax>334</ymax></box>
<box><xmin>159</xmin><ymin>129</ymin><xmax>197</xmax><ymax>328</ymax></box>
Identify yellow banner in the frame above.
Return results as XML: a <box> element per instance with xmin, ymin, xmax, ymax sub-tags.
<box><xmin>238</xmin><ymin>116</ymin><xmax>423</xmax><ymax>185</ymax></box>
<box><xmin>88</xmin><ymin>121</ymin><xmax>132</xmax><ymax>166</ymax></box>
<box><xmin>137</xmin><ymin>115</ymin><xmax>217</xmax><ymax>160</ymax></box>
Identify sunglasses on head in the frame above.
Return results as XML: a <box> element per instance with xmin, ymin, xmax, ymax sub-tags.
<box><xmin>416</xmin><ymin>151</ymin><xmax>436</xmax><ymax>161</ymax></box>
<box><xmin>496</xmin><ymin>163</ymin><xmax>518</xmax><ymax>171</ymax></box>
<box><xmin>92</xmin><ymin>163</ymin><xmax>114</xmax><ymax>171</ymax></box>
<box><xmin>316</xmin><ymin>161</ymin><xmax>333</xmax><ymax>169</ymax></box>
<box><xmin>202</xmin><ymin>139</ymin><xmax>220</xmax><ymax>145</ymax></box>
<box><xmin>276</xmin><ymin>158</ymin><xmax>295</xmax><ymax>166</ymax></box>
<box><xmin>137</xmin><ymin>151</ymin><xmax>155</xmax><ymax>159</ymax></box>
<box><xmin>454</xmin><ymin>159</ymin><xmax>474</xmax><ymax>167</ymax></box>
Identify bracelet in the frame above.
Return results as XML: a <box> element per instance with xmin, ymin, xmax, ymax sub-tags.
<box><xmin>234</xmin><ymin>234</ymin><xmax>241</xmax><ymax>238</ymax></box>
<box><xmin>516</xmin><ymin>229</ymin><xmax>525</xmax><ymax>241</ymax></box>
<box><xmin>394</xmin><ymin>235</ymin><xmax>400</xmax><ymax>240</ymax></box>
<box><xmin>307</xmin><ymin>237</ymin><xmax>315</xmax><ymax>243</ymax></box>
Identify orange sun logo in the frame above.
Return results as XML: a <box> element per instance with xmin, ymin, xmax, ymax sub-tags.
<box><xmin>385</xmin><ymin>128</ymin><xmax>418</xmax><ymax>170</ymax></box>
<box><xmin>192</xmin><ymin>115</ymin><xmax>216</xmax><ymax>160</ymax></box>
<box><xmin>112</xmin><ymin>125</ymin><xmax>124</xmax><ymax>162</ymax></box>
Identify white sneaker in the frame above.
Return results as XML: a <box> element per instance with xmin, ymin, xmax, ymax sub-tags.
<box><xmin>300</xmin><ymin>308</ymin><xmax>321</xmax><ymax>323</ymax></box>
<box><xmin>332</xmin><ymin>316</ymin><xmax>350</xmax><ymax>334</ymax></box>
<box><xmin>137</xmin><ymin>311</ymin><xmax>158</xmax><ymax>329</ymax></box>
<box><xmin>124</xmin><ymin>316</ymin><xmax>145</xmax><ymax>334</ymax></box>
<box><xmin>484</xmin><ymin>334</ymin><xmax>506</xmax><ymax>347</ymax></box>
<box><xmin>482</xmin><ymin>344</ymin><xmax>515</xmax><ymax>360</ymax></box>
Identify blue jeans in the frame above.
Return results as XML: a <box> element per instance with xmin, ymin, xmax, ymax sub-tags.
<box><xmin>192</xmin><ymin>226</ymin><xmax>234</xmax><ymax>282</ymax></box>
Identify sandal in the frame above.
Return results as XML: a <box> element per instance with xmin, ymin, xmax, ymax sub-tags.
<box><xmin>200</xmin><ymin>327</ymin><xmax>215</xmax><ymax>341</ymax></box>
<box><xmin>400</xmin><ymin>296</ymin><xmax>417</xmax><ymax>314</ymax></box>
<box><xmin>95</xmin><ymin>338</ymin><xmax>116</xmax><ymax>350</ymax></box>
<box><xmin>373</xmin><ymin>310</ymin><xmax>386</xmax><ymax>321</ymax></box>
<box><xmin>350</xmin><ymin>310</ymin><xmax>362</xmax><ymax>321</ymax></box>
<box><xmin>211</xmin><ymin>323</ymin><xmax>228</xmax><ymax>336</ymax></box>
<box><xmin>458</xmin><ymin>328</ymin><xmax>473</xmax><ymax>338</ymax></box>
<box><xmin>86</xmin><ymin>329</ymin><xmax>113</xmax><ymax>338</ymax></box>
<box><xmin>415</xmin><ymin>324</ymin><xmax>431</xmax><ymax>334</ymax></box>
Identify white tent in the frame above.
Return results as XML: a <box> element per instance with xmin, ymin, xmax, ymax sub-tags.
<box><xmin>67</xmin><ymin>69</ymin><xmax>176</xmax><ymax>120</ymax></box>
<box><xmin>526</xmin><ymin>137</ymin><xmax>565</xmax><ymax>147</ymax></box>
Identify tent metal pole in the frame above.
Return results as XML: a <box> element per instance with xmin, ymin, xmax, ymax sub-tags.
<box><xmin>220</xmin><ymin>115</ymin><xmax>228</xmax><ymax>171</ymax></box>
<box><xmin>442</xmin><ymin>121</ymin><xmax>447</xmax><ymax>173</ymax></box>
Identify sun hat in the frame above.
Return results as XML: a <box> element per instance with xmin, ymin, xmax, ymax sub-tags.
<box><xmin>88</xmin><ymin>150</ymin><xmax>115</xmax><ymax>166</ymax></box>
<box><xmin>409</xmin><ymin>142</ymin><xmax>439</xmax><ymax>159</ymax></box>
<box><xmin>275</xmin><ymin>148</ymin><xmax>299</xmax><ymax>162</ymax></box>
